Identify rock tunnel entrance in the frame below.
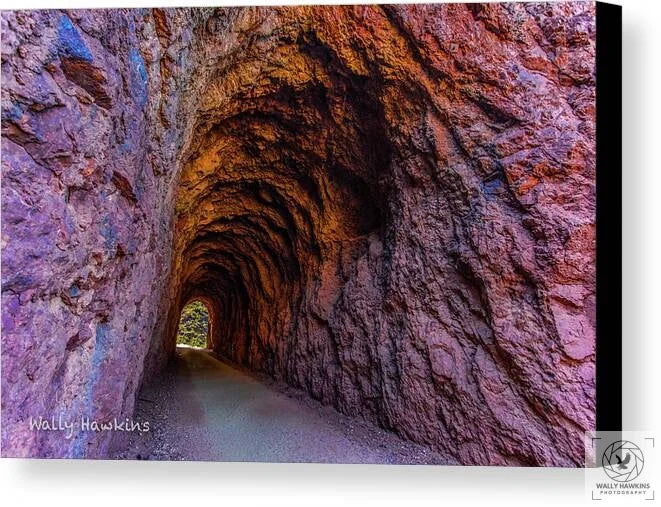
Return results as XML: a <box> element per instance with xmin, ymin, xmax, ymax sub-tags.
<box><xmin>165</xmin><ymin>90</ymin><xmax>389</xmax><ymax>373</ymax></box>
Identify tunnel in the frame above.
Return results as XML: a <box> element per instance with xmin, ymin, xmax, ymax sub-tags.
<box><xmin>164</xmin><ymin>50</ymin><xmax>391</xmax><ymax>377</ymax></box>
<box><xmin>1</xmin><ymin>4</ymin><xmax>597</xmax><ymax>465</ymax></box>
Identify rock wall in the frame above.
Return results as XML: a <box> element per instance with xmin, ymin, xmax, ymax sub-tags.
<box><xmin>1</xmin><ymin>3</ymin><xmax>596</xmax><ymax>465</ymax></box>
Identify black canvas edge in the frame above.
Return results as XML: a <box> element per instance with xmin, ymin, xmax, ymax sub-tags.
<box><xmin>595</xmin><ymin>2</ymin><xmax>622</xmax><ymax>434</ymax></box>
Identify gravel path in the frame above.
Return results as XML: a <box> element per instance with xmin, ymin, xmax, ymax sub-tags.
<box><xmin>111</xmin><ymin>347</ymin><xmax>454</xmax><ymax>464</ymax></box>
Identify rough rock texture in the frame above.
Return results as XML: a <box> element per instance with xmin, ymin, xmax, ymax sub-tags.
<box><xmin>1</xmin><ymin>3</ymin><xmax>596</xmax><ymax>465</ymax></box>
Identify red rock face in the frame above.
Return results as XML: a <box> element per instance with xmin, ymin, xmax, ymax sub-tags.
<box><xmin>1</xmin><ymin>4</ymin><xmax>596</xmax><ymax>465</ymax></box>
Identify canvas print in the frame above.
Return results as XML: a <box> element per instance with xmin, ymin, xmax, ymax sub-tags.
<box><xmin>0</xmin><ymin>2</ymin><xmax>616</xmax><ymax>466</ymax></box>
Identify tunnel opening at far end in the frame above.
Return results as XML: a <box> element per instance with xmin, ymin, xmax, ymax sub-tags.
<box><xmin>175</xmin><ymin>300</ymin><xmax>211</xmax><ymax>349</ymax></box>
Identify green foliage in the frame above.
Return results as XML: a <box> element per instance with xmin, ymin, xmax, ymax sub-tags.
<box><xmin>176</xmin><ymin>301</ymin><xmax>209</xmax><ymax>348</ymax></box>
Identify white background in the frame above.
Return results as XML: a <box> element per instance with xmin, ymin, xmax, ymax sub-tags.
<box><xmin>0</xmin><ymin>0</ymin><xmax>658</xmax><ymax>505</ymax></box>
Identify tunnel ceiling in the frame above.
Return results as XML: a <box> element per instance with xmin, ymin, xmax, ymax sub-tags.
<box><xmin>1</xmin><ymin>4</ymin><xmax>596</xmax><ymax>465</ymax></box>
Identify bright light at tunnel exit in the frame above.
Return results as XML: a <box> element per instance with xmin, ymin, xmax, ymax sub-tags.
<box><xmin>175</xmin><ymin>301</ymin><xmax>210</xmax><ymax>349</ymax></box>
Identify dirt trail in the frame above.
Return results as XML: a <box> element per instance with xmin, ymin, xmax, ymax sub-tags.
<box><xmin>112</xmin><ymin>347</ymin><xmax>453</xmax><ymax>464</ymax></box>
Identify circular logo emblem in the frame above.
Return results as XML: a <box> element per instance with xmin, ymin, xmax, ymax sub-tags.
<box><xmin>602</xmin><ymin>440</ymin><xmax>645</xmax><ymax>482</ymax></box>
